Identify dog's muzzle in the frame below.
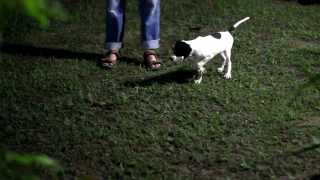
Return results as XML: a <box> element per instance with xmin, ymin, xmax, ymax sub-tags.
<box><xmin>170</xmin><ymin>55</ymin><xmax>177</xmax><ymax>61</ymax></box>
<box><xmin>170</xmin><ymin>55</ymin><xmax>184</xmax><ymax>62</ymax></box>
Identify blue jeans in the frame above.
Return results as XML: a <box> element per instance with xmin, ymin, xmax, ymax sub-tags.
<box><xmin>106</xmin><ymin>0</ymin><xmax>160</xmax><ymax>50</ymax></box>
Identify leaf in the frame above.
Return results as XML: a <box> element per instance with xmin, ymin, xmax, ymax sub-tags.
<box><xmin>22</xmin><ymin>0</ymin><xmax>49</xmax><ymax>26</ymax></box>
<box><xmin>0</xmin><ymin>0</ymin><xmax>67</xmax><ymax>28</ymax></box>
<box><xmin>5</xmin><ymin>152</ymin><xmax>59</xmax><ymax>168</ymax></box>
<box><xmin>5</xmin><ymin>152</ymin><xmax>34</xmax><ymax>165</ymax></box>
<box><xmin>34</xmin><ymin>155</ymin><xmax>58</xmax><ymax>167</ymax></box>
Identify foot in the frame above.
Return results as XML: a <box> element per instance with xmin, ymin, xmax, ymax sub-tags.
<box><xmin>224</xmin><ymin>73</ymin><xmax>232</xmax><ymax>79</ymax></box>
<box><xmin>143</xmin><ymin>50</ymin><xmax>161</xmax><ymax>70</ymax></box>
<box><xmin>217</xmin><ymin>67</ymin><xmax>224</xmax><ymax>73</ymax></box>
<box><xmin>194</xmin><ymin>73</ymin><xmax>203</xmax><ymax>84</ymax></box>
<box><xmin>101</xmin><ymin>50</ymin><xmax>120</xmax><ymax>68</ymax></box>
<box><xmin>194</xmin><ymin>78</ymin><xmax>202</xmax><ymax>84</ymax></box>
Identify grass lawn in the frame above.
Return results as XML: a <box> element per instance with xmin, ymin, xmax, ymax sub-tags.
<box><xmin>1</xmin><ymin>0</ymin><xmax>320</xmax><ymax>179</ymax></box>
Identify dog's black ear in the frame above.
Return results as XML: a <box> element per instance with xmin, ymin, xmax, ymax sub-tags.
<box><xmin>174</xmin><ymin>41</ymin><xmax>192</xmax><ymax>58</ymax></box>
<box><xmin>211</xmin><ymin>32</ymin><xmax>221</xmax><ymax>39</ymax></box>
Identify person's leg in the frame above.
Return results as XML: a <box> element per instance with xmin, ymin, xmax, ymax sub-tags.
<box><xmin>139</xmin><ymin>0</ymin><xmax>160</xmax><ymax>49</ymax></box>
<box><xmin>106</xmin><ymin>0</ymin><xmax>126</xmax><ymax>50</ymax></box>
<box><xmin>102</xmin><ymin>0</ymin><xmax>126</xmax><ymax>67</ymax></box>
<box><xmin>139</xmin><ymin>0</ymin><xmax>161</xmax><ymax>69</ymax></box>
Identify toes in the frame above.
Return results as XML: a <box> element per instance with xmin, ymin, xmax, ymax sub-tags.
<box><xmin>151</xmin><ymin>63</ymin><xmax>161</xmax><ymax>69</ymax></box>
<box><xmin>144</xmin><ymin>52</ymin><xmax>161</xmax><ymax>70</ymax></box>
<box><xmin>224</xmin><ymin>74</ymin><xmax>232</xmax><ymax>79</ymax></box>
<box><xmin>194</xmin><ymin>77</ymin><xmax>202</xmax><ymax>84</ymax></box>
<box><xmin>101</xmin><ymin>53</ymin><xmax>118</xmax><ymax>67</ymax></box>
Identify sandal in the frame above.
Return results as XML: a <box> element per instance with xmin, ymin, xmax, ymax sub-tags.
<box><xmin>100</xmin><ymin>50</ymin><xmax>120</xmax><ymax>68</ymax></box>
<box><xmin>143</xmin><ymin>50</ymin><xmax>162</xmax><ymax>70</ymax></box>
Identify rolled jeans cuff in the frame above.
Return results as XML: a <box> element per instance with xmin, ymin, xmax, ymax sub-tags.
<box><xmin>105</xmin><ymin>42</ymin><xmax>122</xmax><ymax>51</ymax></box>
<box><xmin>142</xmin><ymin>39</ymin><xmax>160</xmax><ymax>49</ymax></box>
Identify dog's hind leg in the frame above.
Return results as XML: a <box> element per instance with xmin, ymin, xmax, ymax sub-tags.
<box><xmin>217</xmin><ymin>52</ymin><xmax>227</xmax><ymax>73</ymax></box>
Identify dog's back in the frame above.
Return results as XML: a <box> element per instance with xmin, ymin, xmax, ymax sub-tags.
<box><xmin>187</xmin><ymin>32</ymin><xmax>233</xmax><ymax>58</ymax></box>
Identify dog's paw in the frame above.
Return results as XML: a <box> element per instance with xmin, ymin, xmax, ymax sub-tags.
<box><xmin>224</xmin><ymin>73</ymin><xmax>232</xmax><ymax>79</ymax></box>
<box><xmin>194</xmin><ymin>79</ymin><xmax>202</xmax><ymax>84</ymax></box>
<box><xmin>198</xmin><ymin>67</ymin><xmax>206</xmax><ymax>74</ymax></box>
<box><xmin>217</xmin><ymin>67</ymin><xmax>224</xmax><ymax>73</ymax></box>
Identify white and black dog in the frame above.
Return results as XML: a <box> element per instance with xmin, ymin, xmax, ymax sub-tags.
<box><xmin>170</xmin><ymin>17</ymin><xmax>250</xmax><ymax>84</ymax></box>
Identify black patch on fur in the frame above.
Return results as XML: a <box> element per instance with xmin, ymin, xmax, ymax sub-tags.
<box><xmin>211</xmin><ymin>32</ymin><xmax>221</xmax><ymax>39</ymax></box>
<box><xmin>173</xmin><ymin>41</ymin><xmax>192</xmax><ymax>58</ymax></box>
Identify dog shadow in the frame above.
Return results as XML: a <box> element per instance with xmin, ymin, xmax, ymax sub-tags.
<box><xmin>0</xmin><ymin>42</ymin><xmax>141</xmax><ymax>66</ymax></box>
<box><xmin>124</xmin><ymin>68</ymin><xmax>198</xmax><ymax>87</ymax></box>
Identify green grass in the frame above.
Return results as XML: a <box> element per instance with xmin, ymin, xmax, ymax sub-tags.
<box><xmin>1</xmin><ymin>0</ymin><xmax>320</xmax><ymax>179</ymax></box>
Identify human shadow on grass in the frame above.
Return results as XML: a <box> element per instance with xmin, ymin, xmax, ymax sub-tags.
<box><xmin>124</xmin><ymin>68</ymin><xmax>198</xmax><ymax>87</ymax></box>
<box><xmin>0</xmin><ymin>42</ymin><xmax>141</xmax><ymax>66</ymax></box>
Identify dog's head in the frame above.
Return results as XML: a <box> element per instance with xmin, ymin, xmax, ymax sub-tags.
<box><xmin>170</xmin><ymin>40</ymin><xmax>192</xmax><ymax>62</ymax></box>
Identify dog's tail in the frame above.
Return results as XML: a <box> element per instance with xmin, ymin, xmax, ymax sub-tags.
<box><xmin>228</xmin><ymin>17</ymin><xmax>250</xmax><ymax>32</ymax></box>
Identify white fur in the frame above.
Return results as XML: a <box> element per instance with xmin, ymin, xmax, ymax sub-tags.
<box><xmin>171</xmin><ymin>17</ymin><xmax>250</xmax><ymax>84</ymax></box>
<box><xmin>171</xmin><ymin>32</ymin><xmax>233</xmax><ymax>84</ymax></box>
<box><xmin>233</xmin><ymin>17</ymin><xmax>250</xmax><ymax>29</ymax></box>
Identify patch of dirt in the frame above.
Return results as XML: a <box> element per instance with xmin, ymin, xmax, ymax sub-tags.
<box><xmin>298</xmin><ymin>116</ymin><xmax>320</xmax><ymax>127</ymax></box>
<box><xmin>287</xmin><ymin>38</ymin><xmax>320</xmax><ymax>49</ymax></box>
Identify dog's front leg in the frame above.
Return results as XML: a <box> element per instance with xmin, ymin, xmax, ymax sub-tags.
<box><xmin>194</xmin><ymin>58</ymin><xmax>210</xmax><ymax>84</ymax></box>
<box><xmin>194</xmin><ymin>66</ymin><xmax>205</xmax><ymax>84</ymax></box>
